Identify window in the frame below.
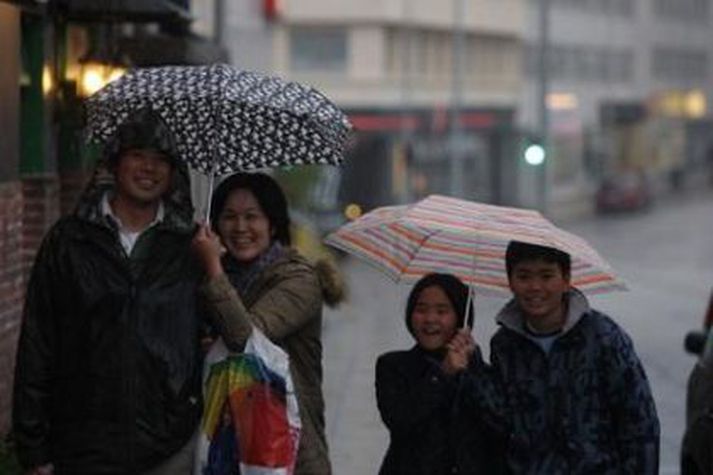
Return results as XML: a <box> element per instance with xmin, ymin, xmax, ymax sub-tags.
<box><xmin>653</xmin><ymin>0</ymin><xmax>709</xmax><ymax>22</ymax></box>
<box><xmin>547</xmin><ymin>0</ymin><xmax>635</xmax><ymax>17</ymax></box>
<box><xmin>290</xmin><ymin>27</ymin><xmax>347</xmax><ymax>73</ymax></box>
<box><xmin>529</xmin><ymin>43</ymin><xmax>634</xmax><ymax>83</ymax></box>
<box><xmin>652</xmin><ymin>47</ymin><xmax>708</xmax><ymax>81</ymax></box>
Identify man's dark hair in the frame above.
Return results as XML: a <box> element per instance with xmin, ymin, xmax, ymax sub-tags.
<box><xmin>107</xmin><ymin>108</ymin><xmax>177</xmax><ymax>166</ymax></box>
<box><xmin>210</xmin><ymin>172</ymin><xmax>291</xmax><ymax>246</ymax></box>
<box><xmin>505</xmin><ymin>240</ymin><xmax>571</xmax><ymax>277</ymax></box>
<box><xmin>405</xmin><ymin>273</ymin><xmax>473</xmax><ymax>334</ymax></box>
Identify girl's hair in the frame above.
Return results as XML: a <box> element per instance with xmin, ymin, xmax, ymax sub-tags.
<box><xmin>210</xmin><ymin>172</ymin><xmax>291</xmax><ymax>246</ymax></box>
<box><xmin>405</xmin><ymin>273</ymin><xmax>473</xmax><ymax>334</ymax></box>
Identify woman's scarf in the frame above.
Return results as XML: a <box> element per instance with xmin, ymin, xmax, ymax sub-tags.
<box><xmin>222</xmin><ymin>242</ymin><xmax>285</xmax><ymax>295</ymax></box>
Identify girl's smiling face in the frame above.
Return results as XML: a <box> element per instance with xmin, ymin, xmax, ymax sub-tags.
<box><xmin>410</xmin><ymin>285</ymin><xmax>459</xmax><ymax>351</ymax></box>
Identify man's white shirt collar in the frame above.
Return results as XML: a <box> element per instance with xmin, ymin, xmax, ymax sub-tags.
<box><xmin>101</xmin><ymin>192</ymin><xmax>165</xmax><ymax>255</ymax></box>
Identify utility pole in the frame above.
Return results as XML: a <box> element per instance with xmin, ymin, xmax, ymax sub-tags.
<box><xmin>536</xmin><ymin>0</ymin><xmax>550</xmax><ymax>213</ymax></box>
<box><xmin>448</xmin><ymin>0</ymin><xmax>466</xmax><ymax>197</ymax></box>
<box><xmin>397</xmin><ymin>0</ymin><xmax>413</xmax><ymax>204</ymax></box>
<box><xmin>214</xmin><ymin>0</ymin><xmax>225</xmax><ymax>46</ymax></box>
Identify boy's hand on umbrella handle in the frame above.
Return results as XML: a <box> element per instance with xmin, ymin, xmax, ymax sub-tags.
<box><xmin>192</xmin><ymin>223</ymin><xmax>224</xmax><ymax>278</ymax></box>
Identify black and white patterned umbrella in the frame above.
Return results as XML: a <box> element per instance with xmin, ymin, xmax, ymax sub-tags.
<box><xmin>85</xmin><ymin>64</ymin><xmax>352</xmax><ymax>175</ymax></box>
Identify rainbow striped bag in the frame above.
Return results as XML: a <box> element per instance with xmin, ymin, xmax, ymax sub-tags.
<box><xmin>194</xmin><ymin>330</ymin><xmax>301</xmax><ymax>475</ymax></box>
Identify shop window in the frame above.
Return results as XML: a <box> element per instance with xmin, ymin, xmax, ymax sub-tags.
<box><xmin>290</xmin><ymin>27</ymin><xmax>347</xmax><ymax>73</ymax></box>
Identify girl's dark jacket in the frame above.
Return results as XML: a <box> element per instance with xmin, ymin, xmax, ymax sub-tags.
<box><xmin>462</xmin><ymin>289</ymin><xmax>660</xmax><ymax>474</ymax></box>
<box><xmin>12</xmin><ymin>161</ymin><xmax>203</xmax><ymax>474</ymax></box>
<box><xmin>376</xmin><ymin>346</ymin><xmax>507</xmax><ymax>475</ymax></box>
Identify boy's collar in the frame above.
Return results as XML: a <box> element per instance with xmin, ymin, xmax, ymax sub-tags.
<box><xmin>496</xmin><ymin>288</ymin><xmax>590</xmax><ymax>337</ymax></box>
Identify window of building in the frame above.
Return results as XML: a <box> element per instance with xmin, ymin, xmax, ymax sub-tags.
<box><xmin>653</xmin><ymin>0</ymin><xmax>709</xmax><ymax>22</ymax></box>
<box><xmin>290</xmin><ymin>27</ymin><xmax>347</xmax><ymax>73</ymax></box>
<box><xmin>546</xmin><ymin>0</ymin><xmax>635</xmax><ymax>17</ymax></box>
<box><xmin>531</xmin><ymin>44</ymin><xmax>634</xmax><ymax>83</ymax></box>
<box><xmin>652</xmin><ymin>47</ymin><xmax>708</xmax><ymax>81</ymax></box>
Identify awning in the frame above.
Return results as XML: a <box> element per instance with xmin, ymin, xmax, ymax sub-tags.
<box><xmin>54</xmin><ymin>0</ymin><xmax>191</xmax><ymax>23</ymax></box>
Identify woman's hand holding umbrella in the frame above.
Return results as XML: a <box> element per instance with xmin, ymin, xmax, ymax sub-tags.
<box><xmin>192</xmin><ymin>223</ymin><xmax>225</xmax><ymax>278</ymax></box>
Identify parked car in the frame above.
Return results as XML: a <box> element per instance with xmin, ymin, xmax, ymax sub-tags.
<box><xmin>681</xmin><ymin>289</ymin><xmax>713</xmax><ymax>475</ymax></box>
<box><xmin>595</xmin><ymin>171</ymin><xmax>652</xmax><ymax>213</ymax></box>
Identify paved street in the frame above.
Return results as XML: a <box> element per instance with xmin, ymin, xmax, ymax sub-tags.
<box><xmin>322</xmin><ymin>188</ymin><xmax>713</xmax><ymax>474</ymax></box>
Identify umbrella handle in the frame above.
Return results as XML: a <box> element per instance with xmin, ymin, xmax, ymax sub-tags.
<box><xmin>464</xmin><ymin>285</ymin><xmax>474</xmax><ymax>329</ymax></box>
<box><xmin>205</xmin><ymin>172</ymin><xmax>215</xmax><ymax>225</ymax></box>
<box><xmin>204</xmin><ymin>160</ymin><xmax>219</xmax><ymax>225</ymax></box>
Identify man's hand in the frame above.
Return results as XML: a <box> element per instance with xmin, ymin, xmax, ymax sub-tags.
<box><xmin>442</xmin><ymin>329</ymin><xmax>476</xmax><ymax>375</ymax></box>
<box><xmin>191</xmin><ymin>223</ymin><xmax>225</xmax><ymax>278</ymax></box>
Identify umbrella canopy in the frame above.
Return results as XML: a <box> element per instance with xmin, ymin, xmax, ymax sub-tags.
<box><xmin>324</xmin><ymin>195</ymin><xmax>626</xmax><ymax>296</ymax></box>
<box><xmin>85</xmin><ymin>63</ymin><xmax>352</xmax><ymax>175</ymax></box>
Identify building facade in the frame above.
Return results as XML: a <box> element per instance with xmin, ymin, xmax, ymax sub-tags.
<box><xmin>221</xmin><ymin>0</ymin><xmax>527</xmax><ymax>223</ymax></box>
<box><xmin>520</xmin><ymin>0</ymin><xmax>713</xmax><ymax>216</ymax></box>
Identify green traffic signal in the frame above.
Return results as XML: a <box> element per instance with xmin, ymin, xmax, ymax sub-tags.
<box><xmin>524</xmin><ymin>143</ymin><xmax>546</xmax><ymax>166</ymax></box>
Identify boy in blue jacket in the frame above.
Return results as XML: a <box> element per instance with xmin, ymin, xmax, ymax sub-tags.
<box><xmin>465</xmin><ymin>240</ymin><xmax>660</xmax><ymax>474</ymax></box>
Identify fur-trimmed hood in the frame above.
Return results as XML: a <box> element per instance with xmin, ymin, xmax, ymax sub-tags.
<box><xmin>313</xmin><ymin>257</ymin><xmax>347</xmax><ymax>308</ymax></box>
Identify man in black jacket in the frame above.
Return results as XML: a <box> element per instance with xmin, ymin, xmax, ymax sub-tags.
<box><xmin>13</xmin><ymin>109</ymin><xmax>203</xmax><ymax>475</ymax></box>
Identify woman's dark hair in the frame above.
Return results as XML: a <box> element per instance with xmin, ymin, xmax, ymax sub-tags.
<box><xmin>210</xmin><ymin>172</ymin><xmax>291</xmax><ymax>246</ymax></box>
<box><xmin>505</xmin><ymin>240</ymin><xmax>571</xmax><ymax>277</ymax></box>
<box><xmin>405</xmin><ymin>273</ymin><xmax>473</xmax><ymax>334</ymax></box>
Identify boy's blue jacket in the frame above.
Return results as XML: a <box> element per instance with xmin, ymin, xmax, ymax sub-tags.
<box><xmin>463</xmin><ymin>289</ymin><xmax>660</xmax><ymax>474</ymax></box>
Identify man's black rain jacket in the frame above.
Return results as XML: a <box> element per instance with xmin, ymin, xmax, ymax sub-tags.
<box><xmin>13</xmin><ymin>162</ymin><xmax>203</xmax><ymax>474</ymax></box>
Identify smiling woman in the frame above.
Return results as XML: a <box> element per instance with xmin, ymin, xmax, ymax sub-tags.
<box><xmin>191</xmin><ymin>172</ymin><xmax>344</xmax><ymax>475</ymax></box>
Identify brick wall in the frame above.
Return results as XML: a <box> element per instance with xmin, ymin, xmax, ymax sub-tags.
<box><xmin>23</xmin><ymin>176</ymin><xmax>61</xmax><ymax>266</ymax></box>
<box><xmin>0</xmin><ymin>181</ymin><xmax>25</xmax><ymax>436</ymax></box>
<box><xmin>0</xmin><ymin>176</ymin><xmax>60</xmax><ymax>435</ymax></box>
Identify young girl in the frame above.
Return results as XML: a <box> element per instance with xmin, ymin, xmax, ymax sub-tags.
<box><xmin>375</xmin><ymin>273</ymin><xmax>505</xmax><ymax>475</ymax></box>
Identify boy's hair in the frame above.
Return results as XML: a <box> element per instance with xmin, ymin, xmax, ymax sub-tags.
<box><xmin>505</xmin><ymin>241</ymin><xmax>571</xmax><ymax>277</ymax></box>
<box><xmin>405</xmin><ymin>273</ymin><xmax>473</xmax><ymax>335</ymax></box>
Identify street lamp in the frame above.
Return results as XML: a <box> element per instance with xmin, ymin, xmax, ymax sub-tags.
<box><xmin>77</xmin><ymin>60</ymin><xmax>126</xmax><ymax>97</ymax></box>
<box><xmin>76</xmin><ymin>24</ymin><xmax>128</xmax><ymax>98</ymax></box>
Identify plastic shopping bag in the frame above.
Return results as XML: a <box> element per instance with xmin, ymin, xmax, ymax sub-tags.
<box><xmin>194</xmin><ymin>330</ymin><xmax>301</xmax><ymax>475</ymax></box>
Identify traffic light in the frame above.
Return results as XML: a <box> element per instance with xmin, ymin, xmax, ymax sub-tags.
<box><xmin>522</xmin><ymin>136</ymin><xmax>546</xmax><ymax>166</ymax></box>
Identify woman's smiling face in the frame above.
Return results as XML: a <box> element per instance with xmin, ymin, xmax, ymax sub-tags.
<box><xmin>217</xmin><ymin>188</ymin><xmax>273</xmax><ymax>263</ymax></box>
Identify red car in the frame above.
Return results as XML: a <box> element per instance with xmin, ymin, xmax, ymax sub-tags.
<box><xmin>595</xmin><ymin>172</ymin><xmax>652</xmax><ymax>213</ymax></box>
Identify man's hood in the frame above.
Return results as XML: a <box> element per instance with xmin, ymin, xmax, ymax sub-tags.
<box><xmin>75</xmin><ymin>109</ymin><xmax>194</xmax><ymax>233</ymax></box>
<box><xmin>496</xmin><ymin>287</ymin><xmax>591</xmax><ymax>337</ymax></box>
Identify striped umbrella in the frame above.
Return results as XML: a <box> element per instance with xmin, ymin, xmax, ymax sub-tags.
<box><xmin>324</xmin><ymin>195</ymin><xmax>626</xmax><ymax>296</ymax></box>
